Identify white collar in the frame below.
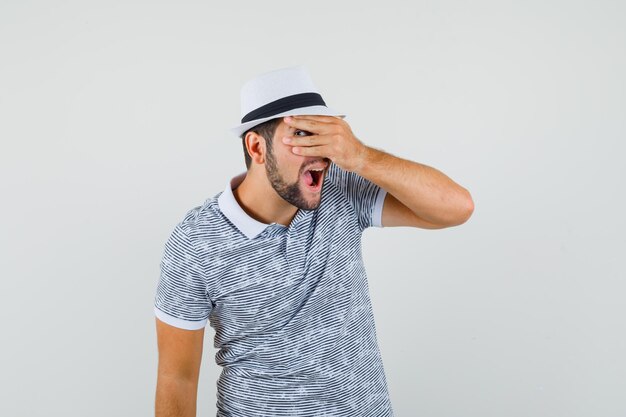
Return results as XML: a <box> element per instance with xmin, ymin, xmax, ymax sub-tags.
<box><xmin>217</xmin><ymin>171</ymin><xmax>271</xmax><ymax>239</ymax></box>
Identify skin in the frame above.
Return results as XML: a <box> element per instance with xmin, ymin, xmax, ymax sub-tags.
<box><xmin>279</xmin><ymin>114</ymin><xmax>475</xmax><ymax>228</ymax></box>
<box><xmin>234</xmin><ymin>118</ymin><xmax>332</xmax><ymax>226</ymax></box>
<box><xmin>155</xmin><ymin>113</ymin><xmax>475</xmax><ymax>416</ymax></box>
<box><xmin>155</xmin><ymin>118</ymin><xmax>332</xmax><ymax>416</ymax></box>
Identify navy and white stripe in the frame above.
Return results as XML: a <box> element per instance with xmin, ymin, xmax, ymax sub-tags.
<box><xmin>154</xmin><ymin>161</ymin><xmax>393</xmax><ymax>417</ymax></box>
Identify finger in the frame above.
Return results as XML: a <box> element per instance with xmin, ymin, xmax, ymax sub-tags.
<box><xmin>284</xmin><ymin>116</ymin><xmax>333</xmax><ymax>134</ymax></box>
<box><xmin>282</xmin><ymin>134</ymin><xmax>329</xmax><ymax>147</ymax></box>
<box><xmin>291</xmin><ymin>114</ymin><xmax>337</xmax><ymax>123</ymax></box>
<box><xmin>291</xmin><ymin>144</ymin><xmax>328</xmax><ymax>156</ymax></box>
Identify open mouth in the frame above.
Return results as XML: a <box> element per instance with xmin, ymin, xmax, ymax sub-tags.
<box><xmin>302</xmin><ymin>166</ymin><xmax>325</xmax><ymax>192</ymax></box>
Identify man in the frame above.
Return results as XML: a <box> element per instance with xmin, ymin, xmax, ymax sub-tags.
<box><xmin>154</xmin><ymin>65</ymin><xmax>474</xmax><ymax>417</ymax></box>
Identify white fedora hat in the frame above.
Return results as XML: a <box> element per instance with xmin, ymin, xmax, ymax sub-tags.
<box><xmin>230</xmin><ymin>65</ymin><xmax>346</xmax><ymax>138</ymax></box>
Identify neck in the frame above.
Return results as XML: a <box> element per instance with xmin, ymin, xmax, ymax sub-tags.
<box><xmin>232</xmin><ymin>167</ymin><xmax>298</xmax><ymax>227</ymax></box>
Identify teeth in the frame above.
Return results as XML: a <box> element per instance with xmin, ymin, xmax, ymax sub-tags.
<box><xmin>309</xmin><ymin>168</ymin><xmax>324</xmax><ymax>171</ymax></box>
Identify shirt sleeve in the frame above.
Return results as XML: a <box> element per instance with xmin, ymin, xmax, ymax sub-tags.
<box><xmin>154</xmin><ymin>221</ymin><xmax>212</xmax><ymax>330</ymax></box>
<box><xmin>327</xmin><ymin>162</ymin><xmax>387</xmax><ymax>231</ymax></box>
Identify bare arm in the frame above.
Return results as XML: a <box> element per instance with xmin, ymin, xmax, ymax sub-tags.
<box><xmin>357</xmin><ymin>146</ymin><xmax>474</xmax><ymax>228</ymax></box>
<box><xmin>279</xmin><ymin>115</ymin><xmax>474</xmax><ymax>229</ymax></box>
<box><xmin>155</xmin><ymin>317</ymin><xmax>205</xmax><ymax>417</ymax></box>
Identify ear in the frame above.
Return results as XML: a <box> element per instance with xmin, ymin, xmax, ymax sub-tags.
<box><xmin>244</xmin><ymin>131</ymin><xmax>268</xmax><ymax>165</ymax></box>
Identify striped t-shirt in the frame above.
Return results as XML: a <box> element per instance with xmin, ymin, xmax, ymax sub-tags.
<box><xmin>154</xmin><ymin>161</ymin><xmax>394</xmax><ymax>417</ymax></box>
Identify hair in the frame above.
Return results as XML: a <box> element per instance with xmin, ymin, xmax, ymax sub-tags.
<box><xmin>240</xmin><ymin>118</ymin><xmax>282</xmax><ymax>170</ymax></box>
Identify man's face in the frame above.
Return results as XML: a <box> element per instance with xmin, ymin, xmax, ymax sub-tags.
<box><xmin>264</xmin><ymin>119</ymin><xmax>330</xmax><ymax>211</ymax></box>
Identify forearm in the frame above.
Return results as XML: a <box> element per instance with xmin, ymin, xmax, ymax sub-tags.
<box><xmin>155</xmin><ymin>375</ymin><xmax>198</xmax><ymax>417</ymax></box>
<box><xmin>354</xmin><ymin>145</ymin><xmax>474</xmax><ymax>226</ymax></box>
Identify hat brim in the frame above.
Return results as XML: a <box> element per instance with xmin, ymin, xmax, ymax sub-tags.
<box><xmin>230</xmin><ymin>105</ymin><xmax>346</xmax><ymax>137</ymax></box>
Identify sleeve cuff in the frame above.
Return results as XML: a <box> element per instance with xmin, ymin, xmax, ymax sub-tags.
<box><xmin>372</xmin><ymin>188</ymin><xmax>387</xmax><ymax>228</ymax></box>
<box><xmin>154</xmin><ymin>306</ymin><xmax>207</xmax><ymax>330</ymax></box>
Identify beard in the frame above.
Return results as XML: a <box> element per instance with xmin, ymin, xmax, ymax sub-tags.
<box><xmin>264</xmin><ymin>145</ymin><xmax>323</xmax><ymax>211</ymax></box>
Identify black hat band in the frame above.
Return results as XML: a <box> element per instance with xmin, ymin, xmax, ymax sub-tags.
<box><xmin>241</xmin><ymin>92</ymin><xmax>326</xmax><ymax>123</ymax></box>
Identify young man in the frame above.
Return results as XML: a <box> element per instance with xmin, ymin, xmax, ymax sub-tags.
<box><xmin>154</xmin><ymin>65</ymin><xmax>474</xmax><ymax>417</ymax></box>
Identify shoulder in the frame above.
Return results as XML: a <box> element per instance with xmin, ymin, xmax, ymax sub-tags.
<box><xmin>324</xmin><ymin>160</ymin><xmax>344</xmax><ymax>184</ymax></box>
<box><xmin>174</xmin><ymin>196</ymin><xmax>223</xmax><ymax>241</ymax></box>
<box><xmin>178</xmin><ymin>197</ymin><xmax>215</xmax><ymax>230</ymax></box>
<box><xmin>322</xmin><ymin>161</ymin><xmax>350</xmax><ymax>196</ymax></box>
<box><xmin>323</xmin><ymin>161</ymin><xmax>367</xmax><ymax>192</ymax></box>
<box><xmin>174</xmin><ymin>195</ymin><xmax>242</xmax><ymax>253</ymax></box>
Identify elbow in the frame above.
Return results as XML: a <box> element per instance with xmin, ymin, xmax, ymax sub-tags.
<box><xmin>449</xmin><ymin>190</ymin><xmax>474</xmax><ymax>227</ymax></box>
<box><xmin>459</xmin><ymin>190</ymin><xmax>474</xmax><ymax>224</ymax></box>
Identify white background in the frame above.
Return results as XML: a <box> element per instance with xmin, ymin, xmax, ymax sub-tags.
<box><xmin>1</xmin><ymin>1</ymin><xmax>624</xmax><ymax>416</ymax></box>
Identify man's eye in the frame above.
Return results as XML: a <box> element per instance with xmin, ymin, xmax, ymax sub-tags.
<box><xmin>295</xmin><ymin>130</ymin><xmax>310</xmax><ymax>136</ymax></box>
